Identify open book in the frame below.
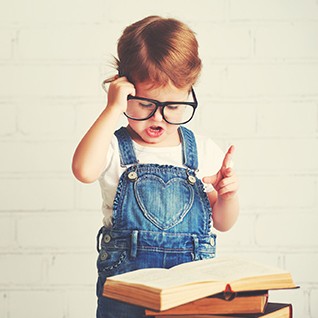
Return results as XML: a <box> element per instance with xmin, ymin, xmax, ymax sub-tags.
<box><xmin>103</xmin><ymin>257</ymin><xmax>297</xmax><ymax>311</ymax></box>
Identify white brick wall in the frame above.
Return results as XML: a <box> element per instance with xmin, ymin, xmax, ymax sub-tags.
<box><xmin>0</xmin><ymin>0</ymin><xmax>317</xmax><ymax>317</ymax></box>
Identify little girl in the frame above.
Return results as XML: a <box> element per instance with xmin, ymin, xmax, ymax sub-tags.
<box><xmin>72</xmin><ymin>16</ymin><xmax>239</xmax><ymax>318</ymax></box>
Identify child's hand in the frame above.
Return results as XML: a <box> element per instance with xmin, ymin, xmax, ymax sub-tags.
<box><xmin>202</xmin><ymin>145</ymin><xmax>239</xmax><ymax>201</ymax></box>
<box><xmin>106</xmin><ymin>76</ymin><xmax>135</xmax><ymax>113</ymax></box>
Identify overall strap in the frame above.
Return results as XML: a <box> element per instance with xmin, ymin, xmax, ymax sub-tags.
<box><xmin>179</xmin><ymin>126</ymin><xmax>199</xmax><ymax>171</ymax></box>
<box><xmin>114</xmin><ymin>127</ymin><xmax>138</xmax><ymax>166</ymax></box>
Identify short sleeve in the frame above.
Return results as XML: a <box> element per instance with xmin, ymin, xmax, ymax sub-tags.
<box><xmin>100</xmin><ymin>134</ymin><xmax>118</xmax><ymax>176</ymax></box>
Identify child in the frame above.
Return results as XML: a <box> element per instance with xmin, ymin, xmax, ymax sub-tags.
<box><xmin>72</xmin><ymin>16</ymin><xmax>239</xmax><ymax>318</ymax></box>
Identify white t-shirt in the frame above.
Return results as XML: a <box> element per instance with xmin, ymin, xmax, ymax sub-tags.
<box><xmin>98</xmin><ymin>132</ymin><xmax>224</xmax><ymax>227</ymax></box>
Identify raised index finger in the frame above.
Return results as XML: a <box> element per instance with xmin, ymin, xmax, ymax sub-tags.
<box><xmin>223</xmin><ymin>145</ymin><xmax>235</xmax><ymax>169</ymax></box>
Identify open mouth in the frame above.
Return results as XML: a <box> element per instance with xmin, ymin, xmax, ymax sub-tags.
<box><xmin>150</xmin><ymin>126</ymin><xmax>162</xmax><ymax>131</ymax></box>
<box><xmin>146</xmin><ymin>126</ymin><xmax>164</xmax><ymax>137</ymax></box>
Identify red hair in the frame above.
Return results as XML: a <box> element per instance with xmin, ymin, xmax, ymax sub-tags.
<box><xmin>115</xmin><ymin>16</ymin><xmax>202</xmax><ymax>89</ymax></box>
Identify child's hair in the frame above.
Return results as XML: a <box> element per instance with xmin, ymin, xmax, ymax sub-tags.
<box><xmin>113</xmin><ymin>16</ymin><xmax>202</xmax><ymax>89</ymax></box>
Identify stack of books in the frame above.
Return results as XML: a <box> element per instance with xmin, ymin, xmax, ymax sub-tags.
<box><xmin>103</xmin><ymin>257</ymin><xmax>297</xmax><ymax>317</ymax></box>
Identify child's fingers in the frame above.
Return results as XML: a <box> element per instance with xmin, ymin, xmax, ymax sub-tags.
<box><xmin>224</xmin><ymin>167</ymin><xmax>234</xmax><ymax>178</ymax></box>
<box><xmin>203</xmin><ymin>167</ymin><xmax>234</xmax><ymax>188</ymax></box>
<box><xmin>213</xmin><ymin>174</ymin><xmax>236</xmax><ymax>191</ymax></box>
<box><xmin>217</xmin><ymin>179</ymin><xmax>239</xmax><ymax>196</ymax></box>
<box><xmin>222</xmin><ymin>145</ymin><xmax>235</xmax><ymax>169</ymax></box>
<box><xmin>202</xmin><ymin>174</ymin><xmax>218</xmax><ymax>186</ymax></box>
<box><xmin>203</xmin><ymin>146</ymin><xmax>236</xmax><ymax>188</ymax></box>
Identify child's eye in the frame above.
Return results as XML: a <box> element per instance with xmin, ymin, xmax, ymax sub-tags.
<box><xmin>139</xmin><ymin>102</ymin><xmax>154</xmax><ymax>108</ymax></box>
<box><xmin>166</xmin><ymin>105</ymin><xmax>179</xmax><ymax>110</ymax></box>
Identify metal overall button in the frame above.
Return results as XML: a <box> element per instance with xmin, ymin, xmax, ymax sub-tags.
<box><xmin>186</xmin><ymin>169</ymin><xmax>197</xmax><ymax>185</ymax></box>
<box><xmin>210</xmin><ymin>237</ymin><xmax>215</xmax><ymax>247</ymax></box>
<box><xmin>187</xmin><ymin>175</ymin><xmax>196</xmax><ymax>185</ymax></box>
<box><xmin>103</xmin><ymin>234</ymin><xmax>111</xmax><ymax>243</ymax></box>
<box><xmin>128</xmin><ymin>171</ymin><xmax>138</xmax><ymax>181</ymax></box>
<box><xmin>100</xmin><ymin>251</ymin><xmax>109</xmax><ymax>261</ymax></box>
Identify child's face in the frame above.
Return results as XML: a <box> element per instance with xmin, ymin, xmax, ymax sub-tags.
<box><xmin>127</xmin><ymin>82</ymin><xmax>190</xmax><ymax>147</ymax></box>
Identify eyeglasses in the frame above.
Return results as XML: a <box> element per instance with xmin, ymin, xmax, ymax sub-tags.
<box><xmin>124</xmin><ymin>88</ymin><xmax>198</xmax><ymax>125</ymax></box>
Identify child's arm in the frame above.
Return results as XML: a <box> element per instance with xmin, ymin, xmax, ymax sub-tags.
<box><xmin>72</xmin><ymin>77</ymin><xmax>135</xmax><ymax>183</ymax></box>
<box><xmin>202</xmin><ymin>145</ymin><xmax>239</xmax><ymax>232</ymax></box>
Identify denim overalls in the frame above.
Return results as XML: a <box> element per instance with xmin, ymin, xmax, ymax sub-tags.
<box><xmin>96</xmin><ymin>126</ymin><xmax>217</xmax><ymax>318</ymax></box>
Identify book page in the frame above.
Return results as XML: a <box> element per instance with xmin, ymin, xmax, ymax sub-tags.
<box><xmin>107</xmin><ymin>267</ymin><xmax>218</xmax><ymax>290</ymax></box>
<box><xmin>171</xmin><ymin>257</ymin><xmax>288</xmax><ymax>282</ymax></box>
<box><xmin>107</xmin><ymin>257</ymin><xmax>291</xmax><ymax>290</ymax></box>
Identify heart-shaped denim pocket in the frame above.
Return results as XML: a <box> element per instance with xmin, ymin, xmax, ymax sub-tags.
<box><xmin>134</xmin><ymin>175</ymin><xmax>194</xmax><ymax>230</ymax></box>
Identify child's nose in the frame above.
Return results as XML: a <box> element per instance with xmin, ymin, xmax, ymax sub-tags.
<box><xmin>152</xmin><ymin>107</ymin><xmax>163</xmax><ymax>121</ymax></box>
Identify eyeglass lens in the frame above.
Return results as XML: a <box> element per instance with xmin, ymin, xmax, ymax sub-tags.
<box><xmin>125</xmin><ymin>99</ymin><xmax>194</xmax><ymax>124</ymax></box>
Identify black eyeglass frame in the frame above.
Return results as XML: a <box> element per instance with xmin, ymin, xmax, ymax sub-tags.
<box><xmin>124</xmin><ymin>87</ymin><xmax>198</xmax><ymax>125</ymax></box>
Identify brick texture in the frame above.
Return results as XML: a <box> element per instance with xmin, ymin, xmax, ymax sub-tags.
<box><xmin>1</xmin><ymin>0</ymin><xmax>317</xmax><ymax>317</ymax></box>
